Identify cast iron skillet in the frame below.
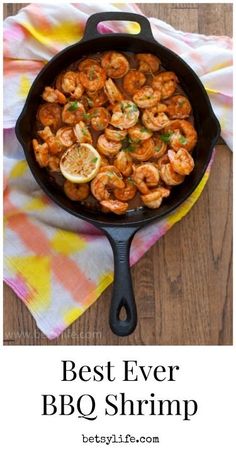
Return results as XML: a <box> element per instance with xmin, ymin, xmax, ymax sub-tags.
<box><xmin>15</xmin><ymin>12</ymin><xmax>220</xmax><ymax>337</ymax></box>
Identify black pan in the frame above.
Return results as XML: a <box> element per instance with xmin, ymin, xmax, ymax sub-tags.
<box><xmin>15</xmin><ymin>12</ymin><xmax>220</xmax><ymax>337</ymax></box>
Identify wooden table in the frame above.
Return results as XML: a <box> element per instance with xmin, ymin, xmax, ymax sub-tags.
<box><xmin>3</xmin><ymin>3</ymin><xmax>232</xmax><ymax>345</ymax></box>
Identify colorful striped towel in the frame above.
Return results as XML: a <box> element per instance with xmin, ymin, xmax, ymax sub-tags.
<box><xmin>3</xmin><ymin>3</ymin><xmax>233</xmax><ymax>339</ymax></box>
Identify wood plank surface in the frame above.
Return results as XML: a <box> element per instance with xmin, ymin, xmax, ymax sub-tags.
<box><xmin>3</xmin><ymin>3</ymin><xmax>232</xmax><ymax>345</ymax></box>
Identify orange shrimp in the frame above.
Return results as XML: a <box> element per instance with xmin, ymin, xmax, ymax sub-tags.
<box><xmin>164</xmin><ymin>120</ymin><xmax>197</xmax><ymax>152</ymax></box>
<box><xmin>152</xmin><ymin>71</ymin><xmax>178</xmax><ymax>99</ymax></box>
<box><xmin>37</xmin><ymin>103</ymin><xmax>62</xmax><ymax>130</ymax></box>
<box><xmin>165</xmin><ymin>95</ymin><xmax>192</xmax><ymax>119</ymax></box>
<box><xmin>64</xmin><ymin>180</ymin><xmax>90</xmax><ymax>201</ymax></box>
<box><xmin>123</xmin><ymin>70</ymin><xmax>146</xmax><ymax>95</ymax></box>
<box><xmin>160</xmin><ymin>163</ymin><xmax>185</xmax><ymax>186</ymax></box>
<box><xmin>137</xmin><ymin>53</ymin><xmax>161</xmax><ymax>73</ymax></box>
<box><xmin>129</xmin><ymin>138</ymin><xmax>155</xmax><ymax>161</ymax></box>
<box><xmin>133</xmin><ymin>163</ymin><xmax>160</xmax><ymax>194</ymax></box>
<box><xmin>97</xmin><ymin>134</ymin><xmax>122</xmax><ymax>157</ymax></box>
<box><xmin>167</xmin><ymin>148</ymin><xmax>194</xmax><ymax>175</ymax></box>
<box><xmin>101</xmin><ymin>51</ymin><xmax>130</xmax><ymax>79</ymax></box>
<box><xmin>114</xmin><ymin>151</ymin><xmax>133</xmax><ymax>177</ymax></box>
<box><xmin>100</xmin><ymin>200</ymin><xmax>128</xmax><ymax>215</ymax></box>
<box><xmin>56</xmin><ymin>127</ymin><xmax>76</xmax><ymax>147</ymax></box>
<box><xmin>62</xmin><ymin>101</ymin><xmax>85</xmax><ymax>125</ymax></box>
<box><xmin>32</xmin><ymin>139</ymin><xmax>49</xmax><ymax>167</ymax></box>
<box><xmin>73</xmin><ymin>122</ymin><xmax>92</xmax><ymax>144</ymax></box>
<box><xmin>142</xmin><ymin>108</ymin><xmax>170</xmax><ymax>131</ymax></box>
<box><xmin>141</xmin><ymin>187</ymin><xmax>170</xmax><ymax>208</ymax></box>
<box><xmin>133</xmin><ymin>86</ymin><xmax>161</xmax><ymax>109</ymax></box>
<box><xmin>42</xmin><ymin>87</ymin><xmax>66</xmax><ymax>104</ymax></box>
<box><xmin>89</xmin><ymin>107</ymin><xmax>111</xmax><ymax>131</ymax></box>
<box><xmin>79</xmin><ymin>63</ymin><xmax>106</xmax><ymax>92</ymax></box>
<box><xmin>113</xmin><ymin>178</ymin><xmax>137</xmax><ymax>201</ymax></box>
<box><xmin>91</xmin><ymin>171</ymin><xmax>124</xmax><ymax>201</ymax></box>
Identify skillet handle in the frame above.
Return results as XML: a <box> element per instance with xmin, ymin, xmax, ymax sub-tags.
<box><xmin>82</xmin><ymin>12</ymin><xmax>155</xmax><ymax>42</ymax></box>
<box><xmin>102</xmin><ymin>226</ymin><xmax>140</xmax><ymax>337</ymax></box>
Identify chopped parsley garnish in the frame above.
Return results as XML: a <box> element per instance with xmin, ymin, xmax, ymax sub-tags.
<box><xmin>67</xmin><ymin>101</ymin><xmax>78</xmax><ymax>111</ymax></box>
<box><xmin>160</xmin><ymin>132</ymin><xmax>173</xmax><ymax>143</ymax></box>
<box><xmin>123</xmin><ymin>143</ymin><xmax>137</xmax><ymax>153</ymax></box>
<box><xmin>179</xmin><ymin>134</ymin><xmax>188</xmax><ymax>145</ymax></box>
<box><xmin>88</xmin><ymin>69</ymin><xmax>95</xmax><ymax>81</ymax></box>
<box><xmin>90</xmin><ymin>109</ymin><xmax>99</xmax><ymax>117</ymax></box>
<box><xmin>122</xmin><ymin>137</ymin><xmax>139</xmax><ymax>152</ymax></box>
<box><xmin>130</xmin><ymin>103</ymin><xmax>139</xmax><ymax>112</ymax></box>
<box><xmin>154</xmin><ymin>145</ymin><xmax>161</xmax><ymax>152</ymax></box>
<box><xmin>127</xmin><ymin>177</ymin><xmax>135</xmax><ymax>185</ymax></box>
<box><xmin>86</xmin><ymin>97</ymin><xmax>94</xmax><ymax>107</ymax></box>
<box><xmin>178</xmin><ymin>100</ymin><xmax>185</xmax><ymax>107</ymax></box>
<box><xmin>106</xmin><ymin>171</ymin><xmax>116</xmax><ymax>178</ymax></box>
<box><xmin>83</xmin><ymin>112</ymin><xmax>91</xmax><ymax>121</ymax></box>
<box><xmin>91</xmin><ymin>157</ymin><xmax>98</xmax><ymax>163</ymax></box>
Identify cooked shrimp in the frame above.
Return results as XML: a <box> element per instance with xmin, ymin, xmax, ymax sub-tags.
<box><xmin>152</xmin><ymin>135</ymin><xmax>167</xmax><ymax>159</ymax></box>
<box><xmin>160</xmin><ymin>163</ymin><xmax>185</xmax><ymax>186</ymax></box>
<box><xmin>99</xmin><ymin>165</ymin><xmax>122</xmax><ymax>176</ymax></box>
<box><xmin>86</xmin><ymin>89</ymin><xmax>108</xmax><ymax>107</ymax></box>
<box><xmin>55</xmin><ymin>73</ymin><xmax>64</xmax><ymax>91</ymax></box>
<box><xmin>110</xmin><ymin>100</ymin><xmax>139</xmax><ymax>129</ymax></box>
<box><xmin>78</xmin><ymin>58</ymin><xmax>100</xmax><ymax>71</ymax></box>
<box><xmin>114</xmin><ymin>151</ymin><xmax>133</xmax><ymax>177</ymax></box>
<box><xmin>128</xmin><ymin>124</ymin><xmax>153</xmax><ymax>141</ymax></box>
<box><xmin>56</xmin><ymin>126</ymin><xmax>76</xmax><ymax>147</ymax></box>
<box><xmin>100</xmin><ymin>200</ymin><xmax>128</xmax><ymax>215</ymax></box>
<box><xmin>133</xmin><ymin>163</ymin><xmax>160</xmax><ymax>194</ymax></box>
<box><xmin>99</xmin><ymin>156</ymin><xmax>109</xmax><ymax>169</ymax></box>
<box><xmin>137</xmin><ymin>53</ymin><xmax>161</xmax><ymax>73</ymax></box>
<box><xmin>62</xmin><ymin>101</ymin><xmax>85</xmax><ymax>125</ymax></box>
<box><xmin>104</xmin><ymin>78</ymin><xmax>123</xmax><ymax>104</ymax></box>
<box><xmin>156</xmin><ymin>103</ymin><xmax>168</xmax><ymax>113</ymax></box>
<box><xmin>141</xmin><ymin>187</ymin><xmax>170</xmax><ymax>209</ymax></box>
<box><xmin>89</xmin><ymin>107</ymin><xmax>110</xmax><ymax>131</ymax></box>
<box><xmin>123</xmin><ymin>70</ymin><xmax>146</xmax><ymax>95</ymax></box>
<box><xmin>105</xmin><ymin>127</ymin><xmax>127</xmax><ymax>142</ymax></box>
<box><xmin>152</xmin><ymin>71</ymin><xmax>178</xmax><ymax>99</ymax></box>
<box><xmin>129</xmin><ymin>137</ymin><xmax>155</xmax><ymax>161</ymax></box>
<box><xmin>91</xmin><ymin>171</ymin><xmax>124</xmax><ymax>201</ymax></box>
<box><xmin>156</xmin><ymin>153</ymin><xmax>169</xmax><ymax>170</ymax></box>
<box><xmin>101</xmin><ymin>51</ymin><xmax>129</xmax><ymax>79</ymax></box>
<box><xmin>165</xmin><ymin>95</ymin><xmax>192</xmax><ymax>119</ymax></box>
<box><xmin>60</xmin><ymin>71</ymin><xmax>84</xmax><ymax>99</ymax></box>
<box><xmin>64</xmin><ymin>180</ymin><xmax>90</xmax><ymax>201</ymax></box>
<box><xmin>37</xmin><ymin>103</ymin><xmax>62</xmax><ymax>130</ymax></box>
<box><xmin>46</xmin><ymin>136</ymin><xmax>65</xmax><ymax>154</ymax></box>
<box><xmin>142</xmin><ymin>108</ymin><xmax>170</xmax><ymax>131</ymax></box>
<box><xmin>37</xmin><ymin>126</ymin><xmax>54</xmax><ymax>141</ymax></box>
<box><xmin>168</xmin><ymin>148</ymin><xmax>194</xmax><ymax>175</ymax></box>
<box><xmin>79</xmin><ymin>63</ymin><xmax>106</xmax><ymax>92</ymax></box>
<box><xmin>164</xmin><ymin>120</ymin><xmax>197</xmax><ymax>152</ymax></box>
<box><xmin>113</xmin><ymin>178</ymin><xmax>137</xmax><ymax>201</ymax></box>
<box><xmin>42</xmin><ymin>87</ymin><xmax>66</xmax><ymax>105</ymax></box>
<box><xmin>97</xmin><ymin>134</ymin><xmax>122</xmax><ymax>157</ymax></box>
<box><xmin>133</xmin><ymin>86</ymin><xmax>161</xmax><ymax>108</ymax></box>
<box><xmin>32</xmin><ymin>139</ymin><xmax>49</xmax><ymax>167</ymax></box>
<box><xmin>38</xmin><ymin>125</ymin><xmax>65</xmax><ymax>154</ymax></box>
<box><xmin>73</xmin><ymin>122</ymin><xmax>92</xmax><ymax>144</ymax></box>
<box><xmin>48</xmin><ymin>156</ymin><xmax>61</xmax><ymax>172</ymax></box>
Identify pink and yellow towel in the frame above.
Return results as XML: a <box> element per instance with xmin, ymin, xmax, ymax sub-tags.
<box><xmin>3</xmin><ymin>3</ymin><xmax>233</xmax><ymax>339</ymax></box>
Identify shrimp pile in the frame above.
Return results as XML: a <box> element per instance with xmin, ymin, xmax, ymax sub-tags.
<box><xmin>32</xmin><ymin>51</ymin><xmax>197</xmax><ymax>214</ymax></box>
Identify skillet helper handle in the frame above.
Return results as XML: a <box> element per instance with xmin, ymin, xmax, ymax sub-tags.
<box><xmin>102</xmin><ymin>226</ymin><xmax>139</xmax><ymax>337</ymax></box>
<box><xmin>82</xmin><ymin>11</ymin><xmax>155</xmax><ymax>42</ymax></box>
